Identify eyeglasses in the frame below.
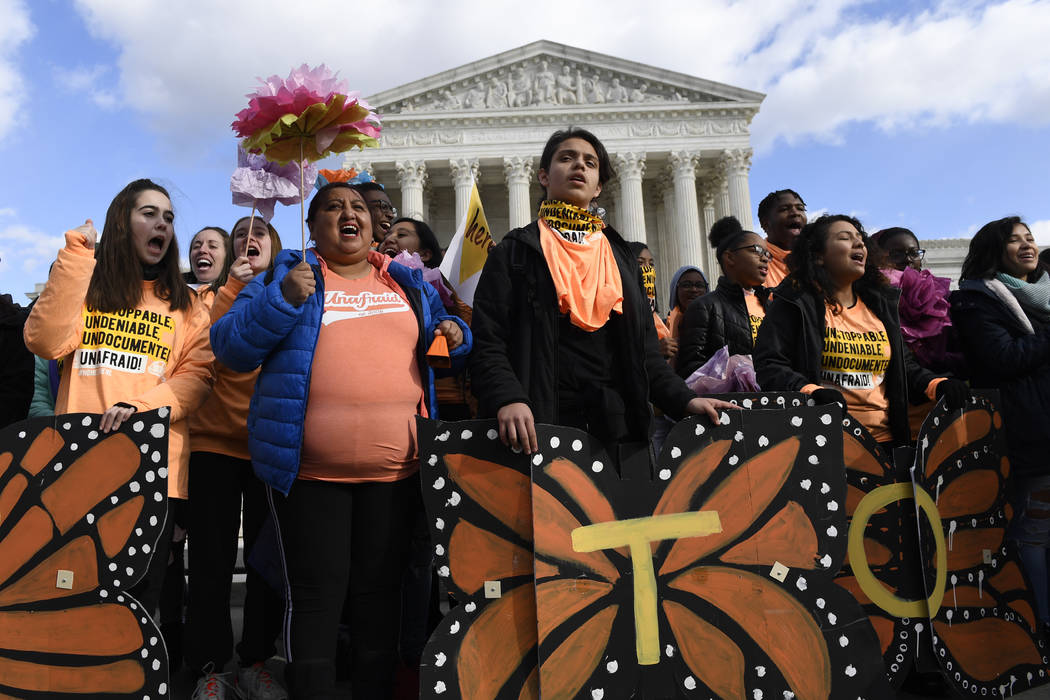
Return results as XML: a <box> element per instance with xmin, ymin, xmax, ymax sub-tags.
<box><xmin>888</xmin><ymin>248</ymin><xmax>926</xmax><ymax>261</ymax></box>
<box><xmin>731</xmin><ymin>244</ymin><xmax>773</xmax><ymax>261</ymax></box>
<box><xmin>678</xmin><ymin>281</ymin><xmax>708</xmax><ymax>291</ymax></box>
<box><xmin>369</xmin><ymin>201</ymin><xmax>398</xmax><ymax>218</ymax></box>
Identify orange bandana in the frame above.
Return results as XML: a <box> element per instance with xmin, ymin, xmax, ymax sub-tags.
<box><xmin>538</xmin><ymin>218</ymin><xmax>623</xmax><ymax>331</ymax></box>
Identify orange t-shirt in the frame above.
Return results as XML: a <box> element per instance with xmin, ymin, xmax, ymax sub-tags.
<box><xmin>23</xmin><ymin>231</ymin><xmax>214</xmax><ymax>499</ymax></box>
<box><xmin>744</xmin><ymin>290</ymin><xmax>765</xmax><ymax>343</ymax></box>
<box><xmin>190</xmin><ymin>277</ymin><xmax>258</xmax><ymax>460</ymax></box>
<box><xmin>765</xmin><ymin>241</ymin><xmax>790</xmax><ymax>287</ymax></box>
<box><xmin>820</xmin><ymin>299</ymin><xmax>892</xmax><ymax>442</ymax></box>
<box><xmin>299</xmin><ymin>265</ymin><xmax>423</xmax><ymax>483</ymax></box>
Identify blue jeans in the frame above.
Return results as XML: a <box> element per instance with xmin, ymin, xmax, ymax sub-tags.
<box><xmin>1008</xmin><ymin>474</ymin><xmax>1050</xmax><ymax>625</ymax></box>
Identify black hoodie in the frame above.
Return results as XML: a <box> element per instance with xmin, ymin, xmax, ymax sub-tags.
<box><xmin>0</xmin><ymin>294</ymin><xmax>34</xmax><ymax>428</ymax></box>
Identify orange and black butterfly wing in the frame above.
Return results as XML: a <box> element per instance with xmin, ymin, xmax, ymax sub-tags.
<box><xmin>0</xmin><ymin>410</ymin><xmax>170</xmax><ymax>699</ymax></box>
<box><xmin>417</xmin><ymin>417</ymin><xmax>541</xmax><ymax>700</ymax></box>
<box><xmin>913</xmin><ymin>393</ymin><xmax>1050</xmax><ymax>695</ymax></box>
<box><xmin>831</xmin><ymin>410</ymin><xmax>919</xmax><ymax>687</ymax></box>
<box><xmin>656</xmin><ymin>402</ymin><xmax>887</xmax><ymax>699</ymax></box>
<box><xmin>529</xmin><ymin>401</ymin><xmax>887</xmax><ymax>699</ymax></box>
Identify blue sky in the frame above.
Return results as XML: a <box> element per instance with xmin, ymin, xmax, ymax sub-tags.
<box><xmin>1</xmin><ymin>0</ymin><xmax>1048</xmax><ymax>301</ymax></box>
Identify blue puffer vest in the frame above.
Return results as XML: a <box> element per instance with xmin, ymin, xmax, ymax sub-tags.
<box><xmin>211</xmin><ymin>248</ymin><xmax>472</xmax><ymax>495</ymax></box>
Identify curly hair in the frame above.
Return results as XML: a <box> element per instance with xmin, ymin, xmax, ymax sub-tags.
<box><xmin>786</xmin><ymin>214</ymin><xmax>887</xmax><ymax>312</ymax></box>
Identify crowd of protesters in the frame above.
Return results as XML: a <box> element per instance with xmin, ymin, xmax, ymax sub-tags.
<box><xmin>3</xmin><ymin>126</ymin><xmax>1047</xmax><ymax>700</ymax></box>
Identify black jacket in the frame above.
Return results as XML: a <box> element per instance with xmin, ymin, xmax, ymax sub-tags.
<box><xmin>951</xmin><ymin>279</ymin><xmax>1050</xmax><ymax>478</ymax></box>
<box><xmin>677</xmin><ymin>277</ymin><xmax>770</xmax><ymax>379</ymax></box>
<box><xmin>753</xmin><ymin>278</ymin><xmax>938</xmax><ymax>445</ymax></box>
<box><xmin>0</xmin><ymin>294</ymin><xmax>33</xmax><ymax>429</ymax></box>
<box><xmin>469</xmin><ymin>221</ymin><xmax>696</xmax><ymax>442</ymax></box>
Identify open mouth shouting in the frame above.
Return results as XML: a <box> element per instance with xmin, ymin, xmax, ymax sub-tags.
<box><xmin>340</xmin><ymin>222</ymin><xmax>360</xmax><ymax>240</ymax></box>
<box><xmin>192</xmin><ymin>254</ymin><xmax>213</xmax><ymax>274</ymax></box>
<box><xmin>379</xmin><ymin>239</ymin><xmax>399</xmax><ymax>257</ymax></box>
<box><xmin>142</xmin><ymin>233</ymin><xmax>169</xmax><ymax>263</ymax></box>
<box><xmin>850</xmin><ymin>249</ymin><xmax>866</xmax><ymax>268</ymax></box>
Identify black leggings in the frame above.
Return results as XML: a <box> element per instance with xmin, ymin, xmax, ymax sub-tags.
<box><xmin>269</xmin><ymin>475</ymin><xmax>420</xmax><ymax>700</ymax></box>
<box><xmin>185</xmin><ymin>451</ymin><xmax>284</xmax><ymax>673</ymax></box>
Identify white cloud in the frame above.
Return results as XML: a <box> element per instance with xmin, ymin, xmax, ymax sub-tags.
<box><xmin>69</xmin><ymin>0</ymin><xmax>1050</xmax><ymax>153</ymax></box>
<box><xmin>752</xmin><ymin>0</ymin><xmax>1050</xmax><ymax>149</ymax></box>
<box><xmin>1030</xmin><ymin>219</ymin><xmax>1050</xmax><ymax>246</ymax></box>
<box><xmin>0</xmin><ymin>207</ymin><xmax>15</xmax><ymax>218</ymax></box>
<box><xmin>52</xmin><ymin>64</ymin><xmax>119</xmax><ymax>109</ymax></box>
<box><xmin>0</xmin><ymin>0</ymin><xmax>35</xmax><ymax>142</ymax></box>
<box><xmin>0</xmin><ymin>223</ymin><xmax>65</xmax><ymax>288</ymax></box>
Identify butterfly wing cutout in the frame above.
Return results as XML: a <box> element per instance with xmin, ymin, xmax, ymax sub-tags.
<box><xmin>913</xmin><ymin>393</ymin><xmax>1050</xmax><ymax>696</ymax></box>
<box><xmin>0</xmin><ymin>410</ymin><xmax>170</xmax><ymax>699</ymax></box>
<box><xmin>531</xmin><ymin>402</ymin><xmax>886</xmax><ymax>700</ymax></box>
<box><xmin>418</xmin><ymin>418</ymin><xmax>550</xmax><ymax>700</ymax></box>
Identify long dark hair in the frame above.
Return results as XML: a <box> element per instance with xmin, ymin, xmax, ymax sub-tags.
<box><xmin>786</xmin><ymin>214</ymin><xmax>886</xmax><ymax>312</ymax></box>
<box><xmin>86</xmin><ymin>179</ymin><xmax>192</xmax><ymax>313</ymax></box>
<box><xmin>961</xmin><ymin>216</ymin><xmax>1032</xmax><ymax>281</ymax></box>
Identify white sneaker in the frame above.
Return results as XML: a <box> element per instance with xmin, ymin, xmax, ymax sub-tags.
<box><xmin>238</xmin><ymin>662</ymin><xmax>288</xmax><ymax>700</ymax></box>
<box><xmin>192</xmin><ymin>671</ymin><xmax>245</xmax><ymax>700</ymax></box>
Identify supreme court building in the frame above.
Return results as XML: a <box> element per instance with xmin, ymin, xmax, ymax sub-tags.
<box><xmin>344</xmin><ymin>40</ymin><xmax>764</xmax><ymax>291</ymax></box>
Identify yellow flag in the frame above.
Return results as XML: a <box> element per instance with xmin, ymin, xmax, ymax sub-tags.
<box><xmin>440</xmin><ymin>180</ymin><xmax>493</xmax><ymax>307</ymax></box>
<box><xmin>458</xmin><ymin>182</ymin><xmax>493</xmax><ymax>283</ymax></box>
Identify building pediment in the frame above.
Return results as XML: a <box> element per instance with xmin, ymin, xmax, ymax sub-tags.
<box><xmin>368</xmin><ymin>40</ymin><xmax>764</xmax><ymax>116</ymax></box>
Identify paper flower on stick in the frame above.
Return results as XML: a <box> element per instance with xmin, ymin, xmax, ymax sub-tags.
<box><xmin>230</xmin><ymin>146</ymin><xmax>319</xmax><ymax>221</ymax></box>
<box><xmin>232</xmin><ymin>64</ymin><xmax>381</xmax><ymax>164</ymax></box>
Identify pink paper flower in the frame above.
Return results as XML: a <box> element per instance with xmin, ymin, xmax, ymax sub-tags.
<box><xmin>231</xmin><ymin>64</ymin><xmax>380</xmax><ymax>164</ymax></box>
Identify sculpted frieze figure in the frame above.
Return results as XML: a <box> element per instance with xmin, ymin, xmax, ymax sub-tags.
<box><xmin>586</xmin><ymin>74</ymin><xmax>606</xmax><ymax>104</ymax></box>
<box><xmin>440</xmin><ymin>88</ymin><xmax>462</xmax><ymax>110</ymax></box>
<box><xmin>486</xmin><ymin>76</ymin><xmax>509</xmax><ymax>109</ymax></box>
<box><xmin>465</xmin><ymin>79</ymin><xmax>487</xmax><ymax>110</ymax></box>
<box><xmin>534</xmin><ymin>60</ymin><xmax>557</xmax><ymax>104</ymax></box>
<box><xmin>556</xmin><ymin>65</ymin><xmax>578</xmax><ymax>105</ymax></box>
<box><xmin>509</xmin><ymin>67</ymin><xmax>531</xmax><ymax>107</ymax></box>
<box><xmin>605</xmin><ymin>77</ymin><xmax>628</xmax><ymax>103</ymax></box>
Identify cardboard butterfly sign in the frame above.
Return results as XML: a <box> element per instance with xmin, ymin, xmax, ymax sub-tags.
<box><xmin>0</xmin><ymin>410</ymin><xmax>170</xmax><ymax>699</ymax></box>
<box><xmin>418</xmin><ymin>403</ymin><xmax>888</xmax><ymax>699</ymax></box>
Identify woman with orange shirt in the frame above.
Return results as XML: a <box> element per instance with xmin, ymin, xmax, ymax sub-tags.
<box><xmin>23</xmin><ymin>178</ymin><xmax>213</xmax><ymax>617</ymax></box>
<box><xmin>211</xmin><ymin>183</ymin><xmax>471</xmax><ymax>699</ymax></box>
<box><xmin>754</xmin><ymin>214</ymin><xmax>968</xmax><ymax>448</ymax></box>
<box><xmin>185</xmin><ymin>215</ymin><xmax>286</xmax><ymax>699</ymax></box>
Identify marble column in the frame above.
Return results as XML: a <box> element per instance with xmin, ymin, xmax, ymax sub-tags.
<box><xmin>503</xmin><ymin>156</ymin><xmax>534</xmax><ymax>230</ymax></box>
<box><xmin>612</xmin><ymin>152</ymin><xmax>647</xmax><ymax>243</ymax></box>
<box><xmin>699</xmin><ymin>186</ymin><xmax>719</xmax><ymax>277</ymax></box>
<box><xmin>395</xmin><ymin>160</ymin><xmax>427</xmax><ymax>219</ymax></box>
<box><xmin>659</xmin><ymin>172</ymin><xmax>678</xmax><ymax>292</ymax></box>
<box><xmin>449</xmin><ymin>158</ymin><xmax>479</xmax><ymax>226</ymax></box>
<box><xmin>714</xmin><ymin>174</ymin><xmax>731</xmax><ymax>222</ymax></box>
<box><xmin>722</xmin><ymin>148</ymin><xmax>754</xmax><ymax>230</ymax></box>
<box><xmin>669</xmin><ymin>151</ymin><xmax>703</xmax><ymax>270</ymax></box>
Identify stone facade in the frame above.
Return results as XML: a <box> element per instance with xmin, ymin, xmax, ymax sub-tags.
<box><xmin>345</xmin><ymin>40</ymin><xmax>764</xmax><ymax>291</ymax></box>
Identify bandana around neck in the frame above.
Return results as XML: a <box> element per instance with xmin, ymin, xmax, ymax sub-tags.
<box><xmin>538</xmin><ymin>200</ymin><xmax>605</xmax><ymax>242</ymax></box>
